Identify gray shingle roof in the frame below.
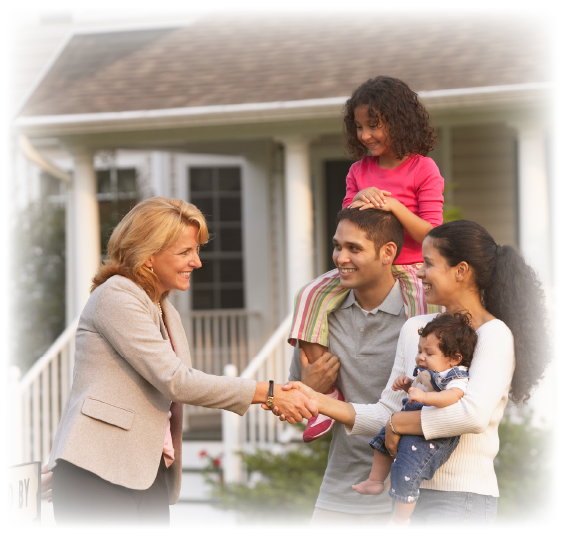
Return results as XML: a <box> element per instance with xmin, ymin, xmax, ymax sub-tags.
<box><xmin>20</xmin><ymin>14</ymin><xmax>549</xmax><ymax>117</ymax></box>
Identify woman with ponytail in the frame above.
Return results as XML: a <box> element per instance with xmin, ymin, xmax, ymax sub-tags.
<box><xmin>282</xmin><ymin>219</ymin><xmax>550</xmax><ymax>525</ymax></box>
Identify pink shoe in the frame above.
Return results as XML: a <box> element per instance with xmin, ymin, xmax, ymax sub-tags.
<box><xmin>303</xmin><ymin>387</ymin><xmax>344</xmax><ymax>443</ymax></box>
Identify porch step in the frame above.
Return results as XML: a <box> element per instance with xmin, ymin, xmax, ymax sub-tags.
<box><xmin>170</xmin><ymin>441</ymin><xmax>236</xmax><ymax>529</ymax></box>
<box><xmin>182</xmin><ymin>411</ymin><xmax>222</xmax><ymax>441</ymax></box>
<box><xmin>40</xmin><ymin>500</ymin><xmax>56</xmax><ymax>527</ymax></box>
<box><xmin>40</xmin><ymin>498</ymin><xmax>237</xmax><ymax>526</ymax></box>
<box><xmin>179</xmin><ymin>468</ymin><xmax>215</xmax><ymax>502</ymax></box>
<box><xmin>170</xmin><ymin>502</ymin><xmax>237</xmax><ymax>524</ymax></box>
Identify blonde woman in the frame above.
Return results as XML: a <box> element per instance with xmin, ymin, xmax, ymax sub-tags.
<box><xmin>47</xmin><ymin>197</ymin><xmax>316</xmax><ymax>525</ymax></box>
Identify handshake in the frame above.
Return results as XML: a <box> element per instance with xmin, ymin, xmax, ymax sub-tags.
<box><xmin>261</xmin><ymin>381</ymin><xmax>319</xmax><ymax>424</ymax></box>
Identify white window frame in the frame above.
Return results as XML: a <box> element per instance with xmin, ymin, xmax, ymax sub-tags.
<box><xmin>94</xmin><ymin>151</ymin><xmax>154</xmax><ymax>201</ymax></box>
<box><xmin>173</xmin><ymin>153</ymin><xmax>247</xmax><ymax>314</ymax></box>
<box><xmin>25</xmin><ymin>150</ymin><xmax>151</xmax><ymax>206</ymax></box>
<box><xmin>33</xmin><ymin>158</ymin><xmax>73</xmax><ymax>206</ymax></box>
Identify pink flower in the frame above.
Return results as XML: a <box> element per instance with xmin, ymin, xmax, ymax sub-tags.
<box><xmin>213</xmin><ymin>458</ymin><xmax>221</xmax><ymax>467</ymax></box>
<box><xmin>199</xmin><ymin>450</ymin><xmax>207</xmax><ymax>458</ymax></box>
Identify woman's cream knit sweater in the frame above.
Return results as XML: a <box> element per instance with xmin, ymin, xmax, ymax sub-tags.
<box><xmin>347</xmin><ymin>314</ymin><xmax>515</xmax><ymax>497</ymax></box>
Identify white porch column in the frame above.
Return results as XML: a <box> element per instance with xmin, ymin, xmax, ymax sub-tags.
<box><xmin>513</xmin><ymin>124</ymin><xmax>551</xmax><ymax>293</ymax></box>
<box><xmin>278</xmin><ymin>137</ymin><xmax>315</xmax><ymax>314</ymax></box>
<box><xmin>66</xmin><ymin>148</ymin><xmax>101</xmax><ymax>322</ymax></box>
<box><xmin>512</xmin><ymin>122</ymin><xmax>558</xmax><ymax>427</ymax></box>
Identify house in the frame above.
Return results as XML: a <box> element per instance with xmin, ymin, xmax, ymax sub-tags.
<box><xmin>12</xmin><ymin>13</ymin><xmax>552</xmax><ymax>444</ymax></box>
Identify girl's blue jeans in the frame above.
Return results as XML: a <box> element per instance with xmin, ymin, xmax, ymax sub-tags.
<box><xmin>369</xmin><ymin>399</ymin><xmax>460</xmax><ymax>504</ymax></box>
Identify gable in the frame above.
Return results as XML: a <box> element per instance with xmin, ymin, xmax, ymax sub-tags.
<box><xmin>19</xmin><ymin>14</ymin><xmax>550</xmax><ymax>117</ymax></box>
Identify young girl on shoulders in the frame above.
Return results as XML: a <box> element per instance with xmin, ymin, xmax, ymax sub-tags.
<box><xmin>288</xmin><ymin>76</ymin><xmax>444</xmax><ymax>442</ymax></box>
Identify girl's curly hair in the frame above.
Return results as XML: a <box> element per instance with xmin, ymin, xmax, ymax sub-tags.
<box><xmin>343</xmin><ymin>76</ymin><xmax>437</xmax><ymax>161</ymax></box>
<box><xmin>427</xmin><ymin>220</ymin><xmax>550</xmax><ymax>405</ymax></box>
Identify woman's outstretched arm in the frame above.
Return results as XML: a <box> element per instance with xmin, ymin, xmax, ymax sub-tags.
<box><xmin>253</xmin><ymin>381</ymin><xmax>318</xmax><ymax>424</ymax></box>
<box><xmin>272</xmin><ymin>319</ymin><xmax>417</xmax><ymax>433</ymax></box>
<box><xmin>278</xmin><ymin>381</ymin><xmax>424</xmax><ymax>457</ymax></box>
<box><xmin>280</xmin><ymin>381</ymin><xmax>357</xmax><ymax>427</ymax></box>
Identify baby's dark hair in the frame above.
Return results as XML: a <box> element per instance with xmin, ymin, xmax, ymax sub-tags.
<box><xmin>418</xmin><ymin>312</ymin><xmax>478</xmax><ymax>368</ymax></box>
<box><xmin>344</xmin><ymin>75</ymin><xmax>437</xmax><ymax>161</ymax></box>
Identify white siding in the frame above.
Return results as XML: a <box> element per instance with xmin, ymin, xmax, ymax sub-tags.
<box><xmin>451</xmin><ymin>124</ymin><xmax>518</xmax><ymax>247</ymax></box>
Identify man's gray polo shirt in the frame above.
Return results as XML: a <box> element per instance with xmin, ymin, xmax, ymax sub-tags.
<box><xmin>289</xmin><ymin>280</ymin><xmax>406</xmax><ymax>514</ymax></box>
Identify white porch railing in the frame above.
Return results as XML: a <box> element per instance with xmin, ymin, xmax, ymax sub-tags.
<box><xmin>13</xmin><ymin>309</ymin><xmax>261</xmax><ymax>464</ymax></box>
<box><xmin>14</xmin><ymin>317</ymin><xmax>79</xmax><ymax>465</ymax></box>
<box><xmin>180</xmin><ymin>309</ymin><xmax>260</xmax><ymax>425</ymax></box>
<box><xmin>221</xmin><ymin>313</ymin><xmax>300</xmax><ymax>483</ymax></box>
<box><xmin>6</xmin><ymin>294</ymin><xmax>559</xmax><ymax>472</ymax></box>
<box><xmin>183</xmin><ymin>309</ymin><xmax>260</xmax><ymax>376</ymax></box>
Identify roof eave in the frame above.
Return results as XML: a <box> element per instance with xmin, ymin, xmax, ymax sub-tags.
<box><xmin>14</xmin><ymin>83</ymin><xmax>551</xmax><ymax>138</ymax></box>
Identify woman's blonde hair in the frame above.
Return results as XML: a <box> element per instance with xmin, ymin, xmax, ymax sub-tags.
<box><xmin>91</xmin><ymin>197</ymin><xmax>209</xmax><ymax>302</ymax></box>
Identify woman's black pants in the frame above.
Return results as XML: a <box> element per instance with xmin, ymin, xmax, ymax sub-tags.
<box><xmin>52</xmin><ymin>456</ymin><xmax>170</xmax><ymax>525</ymax></box>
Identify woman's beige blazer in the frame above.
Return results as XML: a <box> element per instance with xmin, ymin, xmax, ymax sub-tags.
<box><xmin>48</xmin><ymin>275</ymin><xmax>257</xmax><ymax>504</ymax></box>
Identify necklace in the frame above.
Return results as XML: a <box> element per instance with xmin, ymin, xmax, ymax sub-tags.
<box><xmin>157</xmin><ymin>301</ymin><xmax>163</xmax><ymax>318</ymax></box>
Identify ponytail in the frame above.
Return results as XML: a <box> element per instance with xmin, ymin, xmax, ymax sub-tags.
<box><xmin>427</xmin><ymin>221</ymin><xmax>550</xmax><ymax>404</ymax></box>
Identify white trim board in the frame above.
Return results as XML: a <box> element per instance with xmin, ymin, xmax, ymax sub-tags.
<box><xmin>12</xmin><ymin>19</ymin><xmax>198</xmax><ymax>120</ymax></box>
<box><xmin>14</xmin><ymin>83</ymin><xmax>551</xmax><ymax>136</ymax></box>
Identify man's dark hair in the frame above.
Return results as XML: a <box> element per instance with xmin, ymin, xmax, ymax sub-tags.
<box><xmin>418</xmin><ymin>312</ymin><xmax>478</xmax><ymax>368</ymax></box>
<box><xmin>335</xmin><ymin>207</ymin><xmax>404</xmax><ymax>261</ymax></box>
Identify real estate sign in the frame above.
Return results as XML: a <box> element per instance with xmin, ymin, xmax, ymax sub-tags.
<box><xmin>7</xmin><ymin>461</ymin><xmax>41</xmax><ymax>523</ymax></box>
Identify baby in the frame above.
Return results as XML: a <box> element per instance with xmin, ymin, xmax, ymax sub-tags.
<box><xmin>353</xmin><ymin>312</ymin><xmax>478</xmax><ymax>526</ymax></box>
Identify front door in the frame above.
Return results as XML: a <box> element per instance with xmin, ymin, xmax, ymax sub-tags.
<box><xmin>324</xmin><ymin>160</ymin><xmax>350</xmax><ymax>271</ymax></box>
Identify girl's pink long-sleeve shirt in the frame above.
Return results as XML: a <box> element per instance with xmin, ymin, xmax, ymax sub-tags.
<box><xmin>342</xmin><ymin>154</ymin><xmax>444</xmax><ymax>265</ymax></box>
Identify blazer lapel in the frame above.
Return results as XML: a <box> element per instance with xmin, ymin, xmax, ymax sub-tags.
<box><xmin>158</xmin><ymin>309</ymin><xmax>169</xmax><ymax>341</ymax></box>
<box><xmin>161</xmin><ymin>299</ymin><xmax>192</xmax><ymax>367</ymax></box>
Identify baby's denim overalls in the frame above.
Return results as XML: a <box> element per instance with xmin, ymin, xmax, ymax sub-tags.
<box><xmin>369</xmin><ymin>366</ymin><xmax>469</xmax><ymax>504</ymax></box>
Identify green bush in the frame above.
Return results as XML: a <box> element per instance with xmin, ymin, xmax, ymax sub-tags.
<box><xmin>10</xmin><ymin>199</ymin><xmax>66</xmax><ymax>372</ymax></box>
<box><xmin>443</xmin><ymin>183</ymin><xmax>463</xmax><ymax>223</ymax></box>
<box><xmin>204</xmin><ymin>427</ymin><xmax>331</xmax><ymax>523</ymax></box>
<box><xmin>495</xmin><ymin>414</ymin><xmax>551</xmax><ymax>521</ymax></box>
<box><xmin>206</xmin><ymin>414</ymin><xmax>550</xmax><ymax>523</ymax></box>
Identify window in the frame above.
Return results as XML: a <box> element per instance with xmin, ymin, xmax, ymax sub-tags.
<box><xmin>189</xmin><ymin>166</ymin><xmax>244</xmax><ymax>310</ymax></box>
<box><xmin>324</xmin><ymin>160</ymin><xmax>349</xmax><ymax>271</ymax></box>
<box><xmin>39</xmin><ymin>7</ymin><xmax>72</xmax><ymax>22</ymax></box>
<box><xmin>40</xmin><ymin>171</ymin><xmax>64</xmax><ymax>197</ymax></box>
<box><xmin>39</xmin><ymin>171</ymin><xmax>66</xmax><ymax>210</ymax></box>
<box><xmin>96</xmin><ymin>168</ymin><xmax>138</xmax><ymax>254</ymax></box>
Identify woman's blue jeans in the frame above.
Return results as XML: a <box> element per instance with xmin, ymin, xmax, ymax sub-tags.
<box><xmin>369</xmin><ymin>400</ymin><xmax>459</xmax><ymax>503</ymax></box>
<box><xmin>392</xmin><ymin>488</ymin><xmax>497</xmax><ymax>529</ymax></box>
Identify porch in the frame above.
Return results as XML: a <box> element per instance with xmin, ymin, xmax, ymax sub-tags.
<box><xmin>6</xmin><ymin>288</ymin><xmax>559</xmax><ymax>468</ymax></box>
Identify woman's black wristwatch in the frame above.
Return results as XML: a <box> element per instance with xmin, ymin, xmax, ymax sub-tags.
<box><xmin>266</xmin><ymin>380</ymin><xmax>274</xmax><ymax>409</ymax></box>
